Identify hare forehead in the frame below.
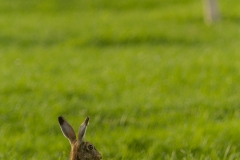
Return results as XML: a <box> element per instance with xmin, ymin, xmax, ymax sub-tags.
<box><xmin>84</xmin><ymin>141</ymin><xmax>93</xmax><ymax>146</ymax></box>
<box><xmin>74</xmin><ymin>141</ymin><xmax>92</xmax><ymax>148</ymax></box>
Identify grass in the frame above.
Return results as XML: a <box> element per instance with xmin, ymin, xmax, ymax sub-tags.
<box><xmin>1</xmin><ymin>0</ymin><xmax>240</xmax><ymax>159</ymax></box>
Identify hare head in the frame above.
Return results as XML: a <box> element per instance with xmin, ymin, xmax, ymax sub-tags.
<box><xmin>58</xmin><ymin>116</ymin><xmax>102</xmax><ymax>160</ymax></box>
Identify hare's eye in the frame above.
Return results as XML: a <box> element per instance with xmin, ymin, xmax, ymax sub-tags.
<box><xmin>88</xmin><ymin>144</ymin><xmax>94</xmax><ymax>150</ymax></box>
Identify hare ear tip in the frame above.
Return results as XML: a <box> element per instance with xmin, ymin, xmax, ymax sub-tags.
<box><xmin>58</xmin><ymin>116</ymin><xmax>64</xmax><ymax>125</ymax></box>
<box><xmin>86</xmin><ymin>116</ymin><xmax>90</xmax><ymax>122</ymax></box>
<box><xmin>84</xmin><ymin>116</ymin><xmax>89</xmax><ymax>126</ymax></box>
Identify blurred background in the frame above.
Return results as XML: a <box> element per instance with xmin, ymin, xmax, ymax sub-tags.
<box><xmin>1</xmin><ymin>0</ymin><xmax>240</xmax><ymax>159</ymax></box>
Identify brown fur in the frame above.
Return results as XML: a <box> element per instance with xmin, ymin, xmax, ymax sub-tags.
<box><xmin>58</xmin><ymin>116</ymin><xmax>102</xmax><ymax>160</ymax></box>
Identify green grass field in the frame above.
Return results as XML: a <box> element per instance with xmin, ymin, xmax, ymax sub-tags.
<box><xmin>1</xmin><ymin>0</ymin><xmax>240</xmax><ymax>159</ymax></box>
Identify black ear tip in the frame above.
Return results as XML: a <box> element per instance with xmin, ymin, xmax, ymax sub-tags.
<box><xmin>58</xmin><ymin>116</ymin><xmax>64</xmax><ymax>125</ymax></box>
<box><xmin>84</xmin><ymin>116</ymin><xmax>90</xmax><ymax>125</ymax></box>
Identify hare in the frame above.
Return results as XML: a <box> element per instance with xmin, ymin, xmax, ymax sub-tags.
<box><xmin>58</xmin><ymin>116</ymin><xmax>102</xmax><ymax>160</ymax></box>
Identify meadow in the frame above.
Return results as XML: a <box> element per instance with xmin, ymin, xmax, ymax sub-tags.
<box><xmin>1</xmin><ymin>0</ymin><xmax>240</xmax><ymax>159</ymax></box>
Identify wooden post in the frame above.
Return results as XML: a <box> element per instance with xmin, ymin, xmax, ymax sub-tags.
<box><xmin>203</xmin><ymin>0</ymin><xmax>221</xmax><ymax>24</ymax></box>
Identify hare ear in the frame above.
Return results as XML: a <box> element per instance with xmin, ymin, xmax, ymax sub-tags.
<box><xmin>78</xmin><ymin>117</ymin><xmax>89</xmax><ymax>143</ymax></box>
<box><xmin>58</xmin><ymin>116</ymin><xmax>76</xmax><ymax>144</ymax></box>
